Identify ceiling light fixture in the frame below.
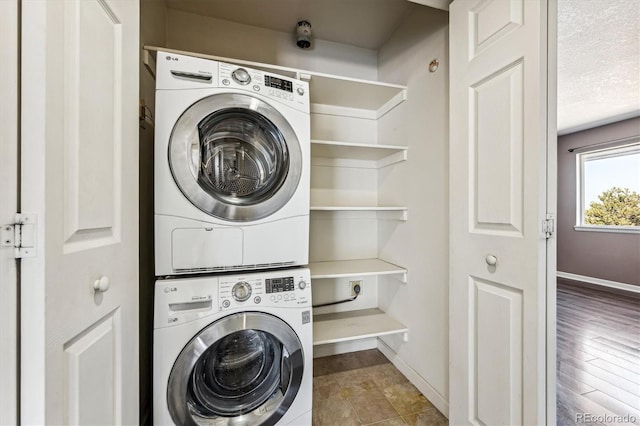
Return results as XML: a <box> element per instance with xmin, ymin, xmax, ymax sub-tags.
<box><xmin>296</xmin><ymin>21</ymin><xmax>312</xmax><ymax>49</ymax></box>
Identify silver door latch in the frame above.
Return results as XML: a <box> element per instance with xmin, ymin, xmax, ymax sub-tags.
<box><xmin>1</xmin><ymin>213</ymin><xmax>37</xmax><ymax>258</ymax></box>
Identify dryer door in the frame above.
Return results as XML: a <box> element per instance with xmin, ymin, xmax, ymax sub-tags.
<box><xmin>167</xmin><ymin>312</ymin><xmax>305</xmax><ymax>426</ymax></box>
<box><xmin>169</xmin><ymin>93</ymin><xmax>303</xmax><ymax>222</ymax></box>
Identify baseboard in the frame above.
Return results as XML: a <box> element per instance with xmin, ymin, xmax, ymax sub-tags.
<box><xmin>377</xmin><ymin>339</ymin><xmax>449</xmax><ymax>418</ymax></box>
<box><xmin>556</xmin><ymin>271</ymin><xmax>640</xmax><ymax>294</ymax></box>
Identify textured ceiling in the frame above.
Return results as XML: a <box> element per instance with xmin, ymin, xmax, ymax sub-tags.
<box><xmin>164</xmin><ymin>0</ymin><xmax>639</xmax><ymax>134</ymax></box>
<box><xmin>557</xmin><ymin>0</ymin><xmax>640</xmax><ymax>134</ymax></box>
<box><xmin>164</xmin><ymin>0</ymin><xmax>413</xmax><ymax>50</ymax></box>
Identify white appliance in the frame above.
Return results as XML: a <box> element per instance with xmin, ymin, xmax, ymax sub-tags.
<box><xmin>154</xmin><ymin>268</ymin><xmax>313</xmax><ymax>426</ymax></box>
<box><xmin>154</xmin><ymin>51</ymin><xmax>310</xmax><ymax>276</ymax></box>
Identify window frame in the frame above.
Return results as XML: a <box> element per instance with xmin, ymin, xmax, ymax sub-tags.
<box><xmin>575</xmin><ymin>141</ymin><xmax>640</xmax><ymax>234</ymax></box>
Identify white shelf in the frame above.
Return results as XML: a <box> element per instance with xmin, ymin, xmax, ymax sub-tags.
<box><xmin>313</xmin><ymin>308</ymin><xmax>408</xmax><ymax>346</ymax></box>
<box><xmin>143</xmin><ymin>46</ymin><xmax>407</xmax><ymax>115</ymax></box>
<box><xmin>308</xmin><ymin>74</ymin><xmax>406</xmax><ymax>116</ymax></box>
<box><xmin>310</xmin><ymin>206</ymin><xmax>408</xmax><ymax>221</ymax></box>
<box><xmin>310</xmin><ymin>258</ymin><xmax>407</xmax><ymax>282</ymax></box>
<box><xmin>311</xmin><ymin>140</ymin><xmax>408</xmax><ymax>168</ymax></box>
<box><xmin>310</xmin><ymin>206</ymin><xmax>406</xmax><ymax>212</ymax></box>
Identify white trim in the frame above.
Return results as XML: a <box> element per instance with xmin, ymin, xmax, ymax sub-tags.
<box><xmin>0</xmin><ymin>0</ymin><xmax>19</xmax><ymax>424</ymax></box>
<box><xmin>574</xmin><ymin>225</ymin><xmax>640</xmax><ymax>235</ymax></box>
<box><xmin>556</xmin><ymin>271</ymin><xmax>640</xmax><ymax>294</ymax></box>
<box><xmin>377</xmin><ymin>339</ymin><xmax>449</xmax><ymax>419</ymax></box>
<box><xmin>576</xmin><ymin>143</ymin><xmax>640</xmax><ymax>229</ymax></box>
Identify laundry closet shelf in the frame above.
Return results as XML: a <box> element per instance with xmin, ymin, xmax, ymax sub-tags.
<box><xmin>310</xmin><ymin>206</ymin><xmax>408</xmax><ymax>220</ymax></box>
<box><xmin>310</xmin><ymin>206</ymin><xmax>407</xmax><ymax>211</ymax></box>
<box><xmin>309</xmin><ymin>259</ymin><xmax>407</xmax><ymax>282</ymax></box>
<box><xmin>143</xmin><ymin>46</ymin><xmax>407</xmax><ymax>115</ymax></box>
<box><xmin>313</xmin><ymin>308</ymin><xmax>408</xmax><ymax>346</ymax></box>
<box><xmin>311</xmin><ymin>140</ymin><xmax>408</xmax><ymax>168</ymax></box>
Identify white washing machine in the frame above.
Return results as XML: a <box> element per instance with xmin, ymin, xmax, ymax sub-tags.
<box><xmin>153</xmin><ymin>268</ymin><xmax>313</xmax><ymax>426</ymax></box>
<box><xmin>154</xmin><ymin>51</ymin><xmax>310</xmax><ymax>276</ymax></box>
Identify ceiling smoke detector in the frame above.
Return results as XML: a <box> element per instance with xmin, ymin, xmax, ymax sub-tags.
<box><xmin>296</xmin><ymin>21</ymin><xmax>312</xmax><ymax>49</ymax></box>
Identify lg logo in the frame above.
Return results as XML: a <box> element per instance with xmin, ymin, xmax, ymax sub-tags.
<box><xmin>165</xmin><ymin>55</ymin><xmax>178</xmax><ymax>61</ymax></box>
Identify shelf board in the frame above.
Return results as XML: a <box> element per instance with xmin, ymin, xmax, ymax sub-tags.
<box><xmin>143</xmin><ymin>46</ymin><xmax>407</xmax><ymax>115</ymax></box>
<box><xmin>311</xmin><ymin>140</ymin><xmax>408</xmax><ymax>168</ymax></box>
<box><xmin>313</xmin><ymin>308</ymin><xmax>408</xmax><ymax>346</ymax></box>
<box><xmin>310</xmin><ymin>206</ymin><xmax>408</xmax><ymax>220</ymax></box>
<box><xmin>309</xmin><ymin>74</ymin><xmax>406</xmax><ymax>115</ymax></box>
<box><xmin>310</xmin><ymin>258</ymin><xmax>407</xmax><ymax>281</ymax></box>
<box><xmin>310</xmin><ymin>206</ymin><xmax>407</xmax><ymax>212</ymax></box>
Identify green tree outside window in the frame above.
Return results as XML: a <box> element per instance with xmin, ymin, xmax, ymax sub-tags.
<box><xmin>584</xmin><ymin>187</ymin><xmax>640</xmax><ymax>226</ymax></box>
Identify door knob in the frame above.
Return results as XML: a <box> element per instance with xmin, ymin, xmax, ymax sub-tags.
<box><xmin>485</xmin><ymin>254</ymin><xmax>498</xmax><ymax>266</ymax></box>
<box><xmin>93</xmin><ymin>276</ymin><xmax>110</xmax><ymax>292</ymax></box>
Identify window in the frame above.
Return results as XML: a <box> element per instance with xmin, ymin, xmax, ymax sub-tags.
<box><xmin>576</xmin><ymin>141</ymin><xmax>640</xmax><ymax>233</ymax></box>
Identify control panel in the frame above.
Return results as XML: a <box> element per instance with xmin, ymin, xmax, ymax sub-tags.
<box><xmin>218</xmin><ymin>62</ymin><xmax>309</xmax><ymax>112</ymax></box>
<box><xmin>219</xmin><ymin>268</ymin><xmax>311</xmax><ymax>311</ymax></box>
<box><xmin>154</xmin><ymin>269</ymin><xmax>311</xmax><ymax>329</ymax></box>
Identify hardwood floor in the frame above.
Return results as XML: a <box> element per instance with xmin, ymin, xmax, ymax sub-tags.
<box><xmin>557</xmin><ymin>279</ymin><xmax>640</xmax><ymax>426</ymax></box>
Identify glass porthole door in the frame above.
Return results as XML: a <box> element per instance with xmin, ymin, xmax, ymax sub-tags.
<box><xmin>169</xmin><ymin>93</ymin><xmax>303</xmax><ymax>222</ymax></box>
<box><xmin>167</xmin><ymin>312</ymin><xmax>305</xmax><ymax>426</ymax></box>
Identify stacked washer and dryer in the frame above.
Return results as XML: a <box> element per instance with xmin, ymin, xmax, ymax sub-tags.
<box><xmin>153</xmin><ymin>52</ymin><xmax>313</xmax><ymax>426</ymax></box>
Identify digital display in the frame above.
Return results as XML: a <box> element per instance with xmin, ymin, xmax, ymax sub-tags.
<box><xmin>266</xmin><ymin>277</ymin><xmax>295</xmax><ymax>293</ymax></box>
<box><xmin>265</xmin><ymin>76</ymin><xmax>293</xmax><ymax>93</ymax></box>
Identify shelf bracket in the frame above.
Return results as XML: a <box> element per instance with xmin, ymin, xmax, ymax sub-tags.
<box><xmin>377</xmin><ymin>150</ymin><xmax>408</xmax><ymax>169</ymax></box>
<box><xmin>376</xmin><ymin>90</ymin><xmax>407</xmax><ymax>119</ymax></box>
<box><xmin>376</xmin><ymin>210</ymin><xmax>408</xmax><ymax>221</ymax></box>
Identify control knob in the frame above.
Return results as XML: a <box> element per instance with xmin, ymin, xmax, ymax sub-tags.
<box><xmin>231</xmin><ymin>68</ymin><xmax>251</xmax><ymax>85</ymax></box>
<box><xmin>232</xmin><ymin>281</ymin><xmax>252</xmax><ymax>302</ymax></box>
<box><xmin>298</xmin><ymin>280</ymin><xmax>307</xmax><ymax>290</ymax></box>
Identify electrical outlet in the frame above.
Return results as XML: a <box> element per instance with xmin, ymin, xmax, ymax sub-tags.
<box><xmin>350</xmin><ymin>280</ymin><xmax>362</xmax><ymax>297</ymax></box>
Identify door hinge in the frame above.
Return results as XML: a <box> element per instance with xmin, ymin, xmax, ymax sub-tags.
<box><xmin>1</xmin><ymin>213</ymin><xmax>37</xmax><ymax>258</ymax></box>
<box><xmin>542</xmin><ymin>216</ymin><xmax>555</xmax><ymax>239</ymax></box>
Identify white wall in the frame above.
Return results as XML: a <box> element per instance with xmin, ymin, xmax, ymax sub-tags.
<box><xmin>376</xmin><ymin>5</ymin><xmax>450</xmax><ymax>412</ymax></box>
<box><xmin>165</xmin><ymin>9</ymin><xmax>377</xmax><ymax>80</ymax></box>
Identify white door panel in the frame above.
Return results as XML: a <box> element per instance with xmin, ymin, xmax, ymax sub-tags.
<box><xmin>450</xmin><ymin>0</ymin><xmax>552</xmax><ymax>424</ymax></box>
<box><xmin>20</xmin><ymin>0</ymin><xmax>139</xmax><ymax>424</ymax></box>
<box><xmin>63</xmin><ymin>0</ymin><xmax>122</xmax><ymax>250</ymax></box>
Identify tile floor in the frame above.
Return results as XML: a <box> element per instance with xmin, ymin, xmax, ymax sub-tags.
<box><xmin>312</xmin><ymin>349</ymin><xmax>448</xmax><ymax>426</ymax></box>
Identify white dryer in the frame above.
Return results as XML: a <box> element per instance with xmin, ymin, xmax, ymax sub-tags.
<box><xmin>153</xmin><ymin>268</ymin><xmax>313</xmax><ymax>425</ymax></box>
<box><xmin>154</xmin><ymin>52</ymin><xmax>310</xmax><ymax>275</ymax></box>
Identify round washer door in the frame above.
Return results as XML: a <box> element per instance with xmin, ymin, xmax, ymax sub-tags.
<box><xmin>167</xmin><ymin>312</ymin><xmax>305</xmax><ymax>426</ymax></box>
<box><xmin>169</xmin><ymin>93</ymin><xmax>303</xmax><ymax>222</ymax></box>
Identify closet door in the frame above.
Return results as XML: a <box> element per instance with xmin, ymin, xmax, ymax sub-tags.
<box><xmin>449</xmin><ymin>0</ymin><xmax>555</xmax><ymax>424</ymax></box>
<box><xmin>20</xmin><ymin>0</ymin><xmax>140</xmax><ymax>423</ymax></box>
